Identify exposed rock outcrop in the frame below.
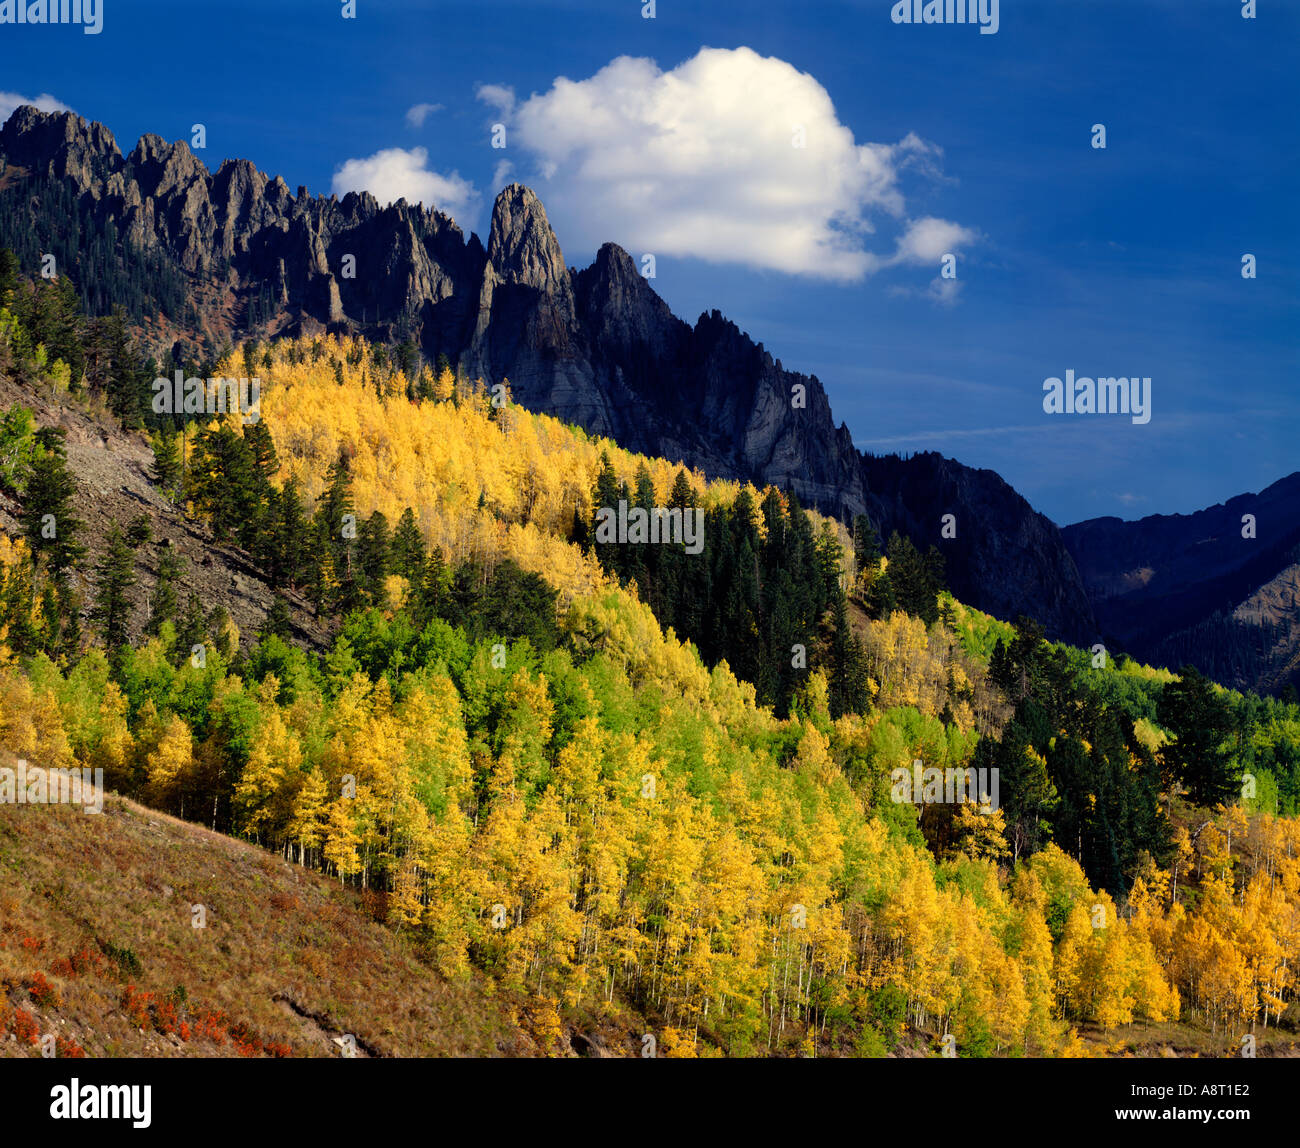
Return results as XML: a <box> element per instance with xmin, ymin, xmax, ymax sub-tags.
<box><xmin>0</xmin><ymin>105</ymin><xmax>1101</xmax><ymax>644</ymax></box>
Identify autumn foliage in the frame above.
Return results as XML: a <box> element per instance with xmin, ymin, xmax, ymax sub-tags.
<box><xmin>1</xmin><ymin>332</ymin><xmax>1298</xmax><ymax>1056</ymax></box>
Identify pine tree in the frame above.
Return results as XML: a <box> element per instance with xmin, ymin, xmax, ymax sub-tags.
<box><xmin>190</xmin><ymin>424</ymin><xmax>258</xmax><ymax>546</ymax></box>
<box><xmin>316</xmin><ymin>451</ymin><xmax>356</xmax><ymax>589</ymax></box>
<box><xmin>417</xmin><ymin>546</ymin><xmax>447</xmax><ymax>620</ymax></box>
<box><xmin>853</xmin><ymin>514</ymin><xmax>881</xmax><ymax>573</ymax></box>
<box><xmin>0</xmin><ymin>552</ymin><xmax>38</xmax><ymax>654</ymax></box>
<box><xmin>390</xmin><ymin>507</ymin><xmax>426</xmax><ymax>584</ymax></box>
<box><xmin>126</xmin><ymin>513</ymin><xmax>152</xmax><ymax>549</ymax></box>
<box><xmin>828</xmin><ymin>592</ymin><xmax>869</xmax><ymax>718</ymax></box>
<box><xmin>590</xmin><ymin>451</ymin><xmax>621</xmax><ymax>573</ymax></box>
<box><xmin>91</xmin><ymin>524</ymin><xmax>137</xmax><ymax>661</ymax></box>
<box><xmin>885</xmin><ymin>532</ymin><xmax>941</xmax><ymax>625</ymax></box>
<box><xmin>260</xmin><ymin>593</ymin><xmax>292</xmax><ymax>640</ymax></box>
<box><xmin>176</xmin><ymin>591</ymin><xmax>207</xmax><ymax>663</ymax></box>
<box><xmin>1158</xmin><ymin>666</ymin><xmax>1238</xmax><ymax>807</ymax></box>
<box><xmin>270</xmin><ymin>477</ymin><xmax>307</xmax><ymax>589</ymax></box>
<box><xmin>20</xmin><ymin>427</ymin><xmax>84</xmax><ymax>573</ymax></box>
<box><xmin>149</xmin><ymin>431</ymin><xmax>183</xmax><ymax>501</ymax></box>
<box><xmin>147</xmin><ymin>548</ymin><xmax>185</xmax><ymax>636</ymax></box>
<box><xmin>243</xmin><ymin>420</ymin><xmax>278</xmax><ymax>485</ymax></box>
<box><xmin>357</xmin><ymin>510</ymin><xmax>391</xmax><ymax>605</ymax></box>
<box><xmin>38</xmin><ymin>582</ymin><xmax>62</xmax><ymax>657</ymax></box>
<box><xmin>55</xmin><ymin>577</ymin><xmax>81</xmax><ymax>660</ymax></box>
<box><xmin>207</xmin><ymin>604</ymin><xmax>236</xmax><ymax>660</ymax></box>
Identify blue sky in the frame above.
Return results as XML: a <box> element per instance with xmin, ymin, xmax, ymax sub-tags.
<box><xmin>2</xmin><ymin>0</ymin><xmax>1296</xmax><ymax>526</ymax></box>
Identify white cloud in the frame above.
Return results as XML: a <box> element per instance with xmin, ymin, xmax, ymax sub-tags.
<box><xmin>491</xmin><ymin>159</ymin><xmax>515</xmax><ymax>188</ymax></box>
<box><xmin>404</xmin><ymin>102</ymin><xmax>444</xmax><ymax>129</ymax></box>
<box><xmin>477</xmin><ymin>48</ymin><xmax>974</xmax><ymax>281</ymax></box>
<box><xmin>0</xmin><ymin>91</ymin><xmax>73</xmax><ymax>125</ymax></box>
<box><xmin>926</xmin><ymin>277</ymin><xmax>962</xmax><ymax>306</ymax></box>
<box><xmin>892</xmin><ymin>217</ymin><xmax>978</xmax><ymax>266</ymax></box>
<box><xmin>855</xmin><ymin>425</ymin><xmax>1047</xmax><ymax>448</ymax></box>
<box><xmin>331</xmin><ymin>147</ymin><xmax>480</xmax><ymax>230</ymax></box>
<box><xmin>475</xmin><ymin>83</ymin><xmax>515</xmax><ymax>117</ymax></box>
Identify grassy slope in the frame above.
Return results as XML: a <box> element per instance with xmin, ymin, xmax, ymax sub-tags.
<box><xmin>0</xmin><ymin>791</ymin><xmax>529</xmax><ymax>1057</ymax></box>
<box><xmin>3</xmin><ymin>792</ymin><xmax>1295</xmax><ymax>1058</ymax></box>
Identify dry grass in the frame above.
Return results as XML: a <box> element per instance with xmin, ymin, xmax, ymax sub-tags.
<box><xmin>1078</xmin><ymin>1018</ymin><xmax>1299</xmax><ymax>1059</ymax></box>
<box><xmin>0</xmin><ymin>792</ymin><xmax>524</xmax><ymax>1057</ymax></box>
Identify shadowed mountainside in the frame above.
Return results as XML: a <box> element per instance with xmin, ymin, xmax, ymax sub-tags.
<box><xmin>0</xmin><ymin>105</ymin><xmax>1099</xmax><ymax>645</ymax></box>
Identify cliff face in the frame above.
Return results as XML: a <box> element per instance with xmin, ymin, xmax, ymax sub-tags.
<box><xmin>862</xmin><ymin>452</ymin><xmax>1098</xmax><ymax>644</ymax></box>
<box><xmin>1063</xmin><ymin>474</ymin><xmax>1300</xmax><ymax>692</ymax></box>
<box><xmin>0</xmin><ymin>105</ymin><xmax>1099</xmax><ymax>643</ymax></box>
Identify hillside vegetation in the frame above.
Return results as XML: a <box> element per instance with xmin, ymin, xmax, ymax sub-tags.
<box><xmin>0</xmin><ymin>789</ymin><xmax>522</xmax><ymax>1057</ymax></box>
<box><xmin>1</xmin><ymin>276</ymin><xmax>1300</xmax><ymax>1057</ymax></box>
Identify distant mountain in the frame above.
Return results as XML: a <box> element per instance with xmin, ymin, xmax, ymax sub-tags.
<box><xmin>0</xmin><ymin>104</ymin><xmax>1101</xmax><ymax>643</ymax></box>
<box><xmin>1063</xmin><ymin>473</ymin><xmax>1300</xmax><ymax>695</ymax></box>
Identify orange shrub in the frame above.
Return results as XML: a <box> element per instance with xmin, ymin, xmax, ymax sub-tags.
<box><xmin>10</xmin><ymin>1006</ymin><xmax>39</xmax><ymax>1045</ymax></box>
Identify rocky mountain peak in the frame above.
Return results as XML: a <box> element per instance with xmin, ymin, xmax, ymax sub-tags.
<box><xmin>0</xmin><ymin>106</ymin><xmax>120</xmax><ymax>189</ymax></box>
<box><xmin>128</xmin><ymin>134</ymin><xmax>209</xmax><ymax>194</ymax></box>
<box><xmin>0</xmin><ymin>105</ymin><xmax>1104</xmax><ymax>648</ymax></box>
<box><xmin>486</xmin><ymin>183</ymin><xmax>568</xmax><ymax>292</ymax></box>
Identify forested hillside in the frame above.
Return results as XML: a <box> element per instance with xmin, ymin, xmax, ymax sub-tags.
<box><xmin>2</xmin><ymin>261</ymin><xmax>1300</xmax><ymax>1057</ymax></box>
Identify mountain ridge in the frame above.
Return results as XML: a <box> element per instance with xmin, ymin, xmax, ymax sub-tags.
<box><xmin>1064</xmin><ymin>472</ymin><xmax>1300</xmax><ymax>694</ymax></box>
<box><xmin>0</xmin><ymin>103</ymin><xmax>1159</xmax><ymax>647</ymax></box>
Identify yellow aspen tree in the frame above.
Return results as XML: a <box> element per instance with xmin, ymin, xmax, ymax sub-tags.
<box><xmin>145</xmin><ymin>713</ymin><xmax>194</xmax><ymax>813</ymax></box>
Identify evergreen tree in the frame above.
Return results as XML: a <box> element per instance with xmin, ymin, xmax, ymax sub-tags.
<box><xmin>416</xmin><ymin>546</ymin><xmax>447</xmax><ymax>622</ymax></box>
<box><xmin>357</xmin><ymin>510</ymin><xmax>391</xmax><ymax>605</ymax></box>
<box><xmin>91</xmin><ymin>524</ymin><xmax>137</xmax><ymax>662</ymax></box>
<box><xmin>1158</xmin><ymin>666</ymin><xmax>1238</xmax><ymax>807</ymax></box>
<box><xmin>828</xmin><ymin>592</ymin><xmax>869</xmax><ymax>718</ymax></box>
<box><xmin>316</xmin><ymin>451</ymin><xmax>356</xmax><ymax>587</ymax></box>
<box><xmin>885</xmin><ymin>532</ymin><xmax>943</xmax><ymax>625</ymax></box>
<box><xmin>0</xmin><ymin>553</ymin><xmax>38</xmax><ymax>654</ymax></box>
<box><xmin>260</xmin><ymin>593</ymin><xmax>292</xmax><ymax>640</ymax></box>
<box><xmin>243</xmin><ymin>420</ymin><xmax>278</xmax><ymax>484</ymax></box>
<box><xmin>387</xmin><ymin>507</ymin><xmax>425</xmax><ymax>586</ymax></box>
<box><xmin>20</xmin><ymin>427</ymin><xmax>84</xmax><ymax>573</ymax></box>
<box><xmin>208</xmin><ymin>604</ymin><xmax>236</xmax><ymax>660</ymax></box>
<box><xmin>147</xmin><ymin>548</ymin><xmax>185</xmax><ymax>636</ymax></box>
<box><xmin>55</xmin><ymin>577</ymin><xmax>81</xmax><ymax>661</ymax></box>
<box><xmin>0</xmin><ymin>247</ymin><xmax>19</xmax><ymax>303</ymax></box>
<box><xmin>175</xmin><ymin>591</ymin><xmax>208</xmax><ymax>663</ymax></box>
<box><xmin>150</xmin><ymin>431</ymin><xmax>183</xmax><ymax>501</ymax></box>
<box><xmin>126</xmin><ymin>513</ymin><xmax>152</xmax><ymax>549</ymax></box>
<box><xmin>853</xmin><ymin>514</ymin><xmax>881</xmax><ymax>573</ymax></box>
<box><xmin>269</xmin><ymin>477</ymin><xmax>308</xmax><ymax>589</ymax></box>
<box><xmin>590</xmin><ymin>451</ymin><xmax>621</xmax><ymax>574</ymax></box>
<box><xmin>190</xmin><ymin>424</ymin><xmax>258</xmax><ymax>546</ymax></box>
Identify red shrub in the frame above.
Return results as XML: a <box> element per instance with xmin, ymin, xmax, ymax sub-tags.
<box><xmin>10</xmin><ymin>1007</ymin><xmax>39</xmax><ymax>1045</ymax></box>
<box><xmin>55</xmin><ymin>1035</ymin><xmax>85</xmax><ymax>1058</ymax></box>
<box><xmin>121</xmin><ymin>985</ymin><xmax>153</xmax><ymax>1030</ymax></box>
<box><xmin>196</xmin><ymin>1009</ymin><xmax>227</xmax><ymax>1044</ymax></box>
<box><xmin>25</xmin><ymin>971</ymin><xmax>60</xmax><ymax>1008</ymax></box>
<box><xmin>153</xmin><ymin>1000</ymin><xmax>178</xmax><ymax>1036</ymax></box>
<box><xmin>69</xmin><ymin>946</ymin><xmax>103</xmax><ymax>976</ymax></box>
